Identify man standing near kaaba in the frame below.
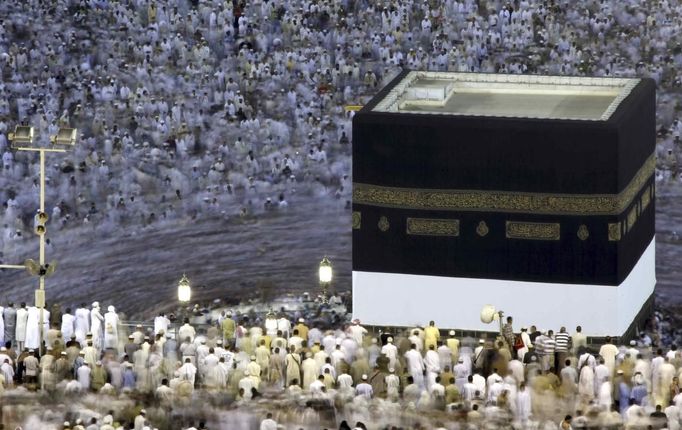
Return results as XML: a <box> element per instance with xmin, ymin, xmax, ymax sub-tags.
<box><xmin>424</xmin><ymin>321</ymin><xmax>440</xmax><ymax>351</ymax></box>
<box><xmin>3</xmin><ymin>303</ymin><xmax>16</xmax><ymax>347</ymax></box>
<box><xmin>502</xmin><ymin>316</ymin><xmax>515</xmax><ymax>356</ymax></box>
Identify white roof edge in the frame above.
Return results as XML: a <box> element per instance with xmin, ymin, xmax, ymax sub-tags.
<box><xmin>372</xmin><ymin>71</ymin><xmax>641</xmax><ymax>121</ymax></box>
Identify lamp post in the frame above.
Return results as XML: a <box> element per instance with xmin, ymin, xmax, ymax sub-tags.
<box><xmin>318</xmin><ymin>256</ymin><xmax>332</xmax><ymax>304</ymax></box>
<box><xmin>177</xmin><ymin>273</ymin><xmax>191</xmax><ymax>330</ymax></box>
<box><xmin>0</xmin><ymin>126</ymin><xmax>76</xmax><ymax>358</ymax></box>
<box><xmin>178</xmin><ymin>274</ymin><xmax>191</xmax><ymax>303</ymax></box>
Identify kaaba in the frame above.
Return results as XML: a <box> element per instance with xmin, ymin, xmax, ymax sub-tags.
<box><xmin>352</xmin><ymin>70</ymin><xmax>656</xmax><ymax>337</ymax></box>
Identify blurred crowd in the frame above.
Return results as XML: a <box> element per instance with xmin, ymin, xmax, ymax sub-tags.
<box><xmin>0</xmin><ymin>297</ymin><xmax>680</xmax><ymax>430</ymax></box>
<box><xmin>1</xmin><ymin>0</ymin><xmax>682</xmax><ymax>428</ymax></box>
<box><xmin>1</xmin><ymin>0</ymin><xmax>682</xmax><ymax>255</ymax></box>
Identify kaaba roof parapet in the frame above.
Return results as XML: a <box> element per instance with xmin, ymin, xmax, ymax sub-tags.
<box><xmin>371</xmin><ymin>71</ymin><xmax>640</xmax><ymax>121</ymax></box>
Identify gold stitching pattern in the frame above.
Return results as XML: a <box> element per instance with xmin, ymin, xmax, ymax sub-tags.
<box><xmin>406</xmin><ymin>218</ymin><xmax>460</xmax><ymax>237</ymax></box>
<box><xmin>505</xmin><ymin>221</ymin><xmax>560</xmax><ymax>240</ymax></box>
<box><xmin>577</xmin><ymin>225</ymin><xmax>590</xmax><ymax>241</ymax></box>
<box><xmin>476</xmin><ymin>221</ymin><xmax>490</xmax><ymax>237</ymax></box>
<box><xmin>608</xmin><ymin>223</ymin><xmax>622</xmax><ymax>241</ymax></box>
<box><xmin>378</xmin><ymin>216</ymin><xmax>390</xmax><ymax>232</ymax></box>
<box><xmin>627</xmin><ymin>206</ymin><xmax>637</xmax><ymax>233</ymax></box>
<box><xmin>353</xmin><ymin>154</ymin><xmax>655</xmax><ymax>215</ymax></box>
<box><xmin>352</xmin><ymin>212</ymin><xmax>361</xmax><ymax>230</ymax></box>
<box><xmin>641</xmin><ymin>186</ymin><xmax>651</xmax><ymax>211</ymax></box>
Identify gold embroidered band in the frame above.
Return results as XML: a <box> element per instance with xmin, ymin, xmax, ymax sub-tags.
<box><xmin>505</xmin><ymin>221</ymin><xmax>561</xmax><ymax>241</ymax></box>
<box><xmin>406</xmin><ymin>218</ymin><xmax>460</xmax><ymax>237</ymax></box>
<box><xmin>353</xmin><ymin>153</ymin><xmax>654</xmax><ymax>216</ymax></box>
<box><xmin>352</xmin><ymin>211</ymin><xmax>361</xmax><ymax>229</ymax></box>
<box><xmin>608</xmin><ymin>183</ymin><xmax>654</xmax><ymax>241</ymax></box>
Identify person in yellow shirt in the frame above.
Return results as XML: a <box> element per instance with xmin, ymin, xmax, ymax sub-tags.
<box><xmin>424</xmin><ymin>321</ymin><xmax>440</xmax><ymax>351</ymax></box>
<box><xmin>294</xmin><ymin>318</ymin><xmax>309</xmax><ymax>342</ymax></box>
<box><xmin>446</xmin><ymin>331</ymin><xmax>460</xmax><ymax>363</ymax></box>
<box><xmin>221</xmin><ymin>313</ymin><xmax>236</xmax><ymax>347</ymax></box>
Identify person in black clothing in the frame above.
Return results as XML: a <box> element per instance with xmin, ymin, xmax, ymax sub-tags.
<box><xmin>379</xmin><ymin>328</ymin><xmax>394</xmax><ymax>346</ymax></box>
<box><xmin>529</xmin><ymin>325</ymin><xmax>542</xmax><ymax>344</ymax></box>
<box><xmin>650</xmin><ymin>404</ymin><xmax>668</xmax><ymax>429</ymax></box>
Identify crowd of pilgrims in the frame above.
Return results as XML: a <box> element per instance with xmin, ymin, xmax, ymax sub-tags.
<box><xmin>0</xmin><ymin>298</ymin><xmax>682</xmax><ymax>430</ymax></box>
<box><xmin>1</xmin><ymin>0</ymin><xmax>682</xmax><ymax>253</ymax></box>
<box><xmin>0</xmin><ymin>0</ymin><xmax>681</xmax><ymax>427</ymax></box>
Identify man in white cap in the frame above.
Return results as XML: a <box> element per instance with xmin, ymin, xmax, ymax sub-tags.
<box><xmin>385</xmin><ymin>367</ymin><xmax>400</xmax><ymax>401</ymax></box>
<box><xmin>104</xmin><ymin>305</ymin><xmax>119</xmax><ymax>352</ymax></box>
<box><xmin>355</xmin><ymin>374</ymin><xmax>373</xmax><ymax>399</ymax></box>
<box><xmin>454</xmin><ymin>357</ymin><xmax>469</xmax><ymax>391</ymax></box>
<box><xmin>90</xmin><ymin>302</ymin><xmax>104</xmax><ymax>351</ymax></box>
<box><xmin>381</xmin><ymin>337</ymin><xmax>398</xmax><ymax>369</ymax></box>
<box><xmin>77</xmin><ymin>359</ymin><xmax>91</xmax><ymax>390</ymax></box>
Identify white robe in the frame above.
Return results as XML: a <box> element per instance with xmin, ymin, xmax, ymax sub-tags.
<box><xmin>25</xmin><ymin>307</ymin><xmax>49</xmax><ymax>349</ymax></box>
<box><xmin>598</xmin><ymin>381</ymin><xmax>613</xmax><ymax>408</ymax></box>
<box><xmin>91</xmin><ymin>307</ymin><xmax>104</xmax><ymax>349</ymax></box>
<box><xmin>516</xmin><ymin>389</ymin><xmax>532</xmax><ymax>421</ymax></box>
<box><xmin>61</xmin><ymin>313</ymin><xmax>75</xmax><ymax>340</ymax></box>
<box><xmin>579</xmin><ymin>366</ymin><xmax>595</xmax><ymax>400</ymax></box>
<box><xmin>154</xmin><ymin>316</ymin><xmax>170</xmax><ymax>335</ymax></box>
<box><xmin>15</xmin><ymin>307</ymin><xmax>28</xmax><ymax>342</ymax></box>
<box><xmin>74</xmin><ymin>307</ymin><xmax>90</xmax><ymax>344</ymax></box>
<box><xmin>104</xmin><ymin>311</ymin><xmax>120</xmax><ymax>351</ymax></box>
<box><xmin>0</xmin><ymin>306</ymin><xmax>4</xmax><ymax>344</ymax></box>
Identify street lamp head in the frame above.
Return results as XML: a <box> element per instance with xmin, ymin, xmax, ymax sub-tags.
<box><xmin>319</xmin><ymin>256</ymin><xmax>332</xmax><ymax>284</ymax></box>
<box><xmin>50</xmin><ymin>128</ymin><xmax>78</xmax><ymax>147</ymax></box>
<box><xmin>9</xmin><ymin>126</ymin><xmax>35</xmax><ymax>147</ymax></box>
<box><xmin>178</xmin><ymin>274</ymin><xmax>191</xmax><ymax>303</ymax></box>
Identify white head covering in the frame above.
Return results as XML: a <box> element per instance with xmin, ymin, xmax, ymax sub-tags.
<box><xmin>107</xmin><ymin>305</ymin><xmax>115</xmax><ymax>312</ymax></box>
<box><xmin>92</xmin><ymin>301</ymin><xmax>100</xmax><ymax>308</ymax></box>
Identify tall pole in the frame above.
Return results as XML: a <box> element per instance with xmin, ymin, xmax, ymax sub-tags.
<box><xmin>8</xmin><ymin>130</ymin><xmax>72</xmax><ymax>390</ymax></box>
<box><xmin>38</xmin><ymin>149</ymin><xmax>45</xmax><ymax>358</ymax></box>
<box><xmin>10</xmin><ymin>147</ymin><xmax>65</xmax><ymax>361</ymax></box>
